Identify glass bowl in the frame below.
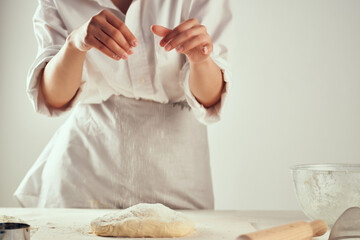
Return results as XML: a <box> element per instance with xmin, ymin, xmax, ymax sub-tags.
<box><xmin>290</xmin><ymin>164</ymin><xmax>360</xmax><ymax>227</ymax></box>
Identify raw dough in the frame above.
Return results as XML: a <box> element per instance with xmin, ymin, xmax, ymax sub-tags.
<box><xmin>90</xmin><ymin>203</ymin><xmax>195</xmax><ymax>237</ymax></box>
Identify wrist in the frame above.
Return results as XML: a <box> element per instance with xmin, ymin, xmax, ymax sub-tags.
<box><xmin>65</xmin><ymin>32</ymin><xmax>88</xmax><ymax>56</ymax></box>
<box><xmin>189</xmin><ymin>56</ymin><xmax>213</xmax><ymax>69</ymax></box>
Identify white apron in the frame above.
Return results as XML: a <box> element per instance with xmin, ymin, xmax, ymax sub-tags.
<box><xmin>14</xmin><ymin>95</ymin><xmax>214</xmax><ymax>209</ymax></box>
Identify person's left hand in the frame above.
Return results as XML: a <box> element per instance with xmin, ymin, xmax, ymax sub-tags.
<box><xmin>151</xmin><ymin>18</ymin><xmax>213</xmax><ymax>64</ymax></box>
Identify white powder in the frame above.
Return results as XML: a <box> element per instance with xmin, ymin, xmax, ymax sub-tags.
<box><xmin>0</xmin><ymin>215</ymin><xmax>39</xmax><ymax>236</ymax></box>
<box><xmin>42</xmin><ymin>222</ymin><xmax>92</xmax><ymax>235</ymax></box>
<box><xmin>0</xmin><ymin>215</ymin><xmax>25</xmax><ymax>223</ymax></box>
<box><xmin>93</xmin><ymin>203</ymin><xmax>189</xmax><ymax>224</ymax></box>
<box><xmin>90</xmin><ymin>203</ymin><xmax>195</xmax><ymax>237</ymax></box>
<box><xmin>294</xmin><ymin>170</ymin><xmax>360</xmax><ymax>227</ymax></box>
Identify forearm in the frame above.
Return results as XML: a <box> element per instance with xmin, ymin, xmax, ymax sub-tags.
<box><xmin>40</xmin><ymin>37</ymin><xmax>87</xmax><ymax>109</ymax></box>
<box><xmin>189</xmin><ymin>58</ymin><xmax>224</xmax><ymax>108</ymax></box>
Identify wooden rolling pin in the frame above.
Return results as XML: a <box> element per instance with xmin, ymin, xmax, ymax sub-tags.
<box><xmin>236</xmin><ymin>219</ymin><xmax>328</xmax><ymax>240</ymax></box>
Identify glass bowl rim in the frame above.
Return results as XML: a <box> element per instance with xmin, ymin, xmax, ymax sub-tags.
<box><xmin>290</xmin><ymin>163</ymin><xmax>360</xmax><ymax>173</ymax></box>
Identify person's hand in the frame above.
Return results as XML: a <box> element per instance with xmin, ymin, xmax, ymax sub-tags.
<box><xmin>67</xmin><ymin>9</ymin><xmax>138</xmax><ymax>60</ymax></box>
<box><xmin>151</xmin><ymin>18</ymin><xmax>213</xmax><ymax>64</ymax></box>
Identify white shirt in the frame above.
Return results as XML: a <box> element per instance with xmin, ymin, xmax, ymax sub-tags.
<box><xmin>27</xmin><ymin>0</ymin><xmax>233</xmax><ymax>124</ymax></box>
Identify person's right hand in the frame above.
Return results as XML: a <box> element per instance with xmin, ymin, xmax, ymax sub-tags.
<box><xmin>67</xmin><ymin>9</ymin><xmax>138</xmax><ymax>60</ymax></box>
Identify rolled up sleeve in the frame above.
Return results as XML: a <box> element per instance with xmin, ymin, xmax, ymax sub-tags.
<box><xmin>27</xmin><ymin>0</ymin><xmax>73</xmax><ymax>117</ymax></box>
<box><xmin>180</xmin><ymin>0</ymin><xmax>233</xmax><ymax>125</ymax></box>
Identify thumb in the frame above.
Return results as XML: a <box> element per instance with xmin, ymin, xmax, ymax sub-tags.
<box><xmin>151</xmin><ymin>25</ymin><xmax>171</xmax><ymax>37</ymax></box>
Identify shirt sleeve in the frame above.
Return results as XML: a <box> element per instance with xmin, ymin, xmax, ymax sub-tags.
<box><xmin>27</xmin><ymin>0</ymin><xmax>78</xmax><ymax>117</ymax></box>
<box><xmin>179</xmin><ymin>0</ymin><xmax>233</xmax><ymax>125</ymax></box>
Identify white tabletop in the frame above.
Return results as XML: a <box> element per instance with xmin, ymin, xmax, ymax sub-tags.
<box><xmin>0</xmin><ymin>208</ymin><xmax>327</xmax><ymax>240</ymax></box>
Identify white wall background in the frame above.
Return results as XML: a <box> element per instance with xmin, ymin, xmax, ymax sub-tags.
<box><xmin>0</xmin><ymin>0</ymin><xmax>359</xmax><ymax>209</ymax></box>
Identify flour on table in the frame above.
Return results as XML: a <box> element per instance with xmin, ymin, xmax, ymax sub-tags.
<box><xmin>0</xmin><ymin>215</ymin><xmax>39</xmax><ymax>236</ymax></box>
<box><xmin>90</xmin><ymin>203</ymin><xmax>195</xmax><ymax>237</ymax></box>
<box><xmin>0</xmin><ymin>215</ymin><xmax>25</xmax><ymax>223</ymax></box>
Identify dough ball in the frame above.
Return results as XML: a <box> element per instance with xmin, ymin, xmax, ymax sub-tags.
<box><xmin>90</xmin><ymin>203</ymin><xmax>195</xmax><ymax>238</ymax></box>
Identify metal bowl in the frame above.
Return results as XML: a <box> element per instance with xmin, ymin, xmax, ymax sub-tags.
<box><xmin>290</xmin><ymin>164</ymin><xmax>360</xmax><ymax>227</ymax></box>
<box><xmin>0</xmin><ymin>222</ymin><xmax>30</xmax><ymax>240</ymax></box>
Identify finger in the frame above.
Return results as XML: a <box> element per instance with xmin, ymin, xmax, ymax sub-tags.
<box><xmin>151</xmin><ymin>25</ymin><xmax>171</xmax><ymax>37</ymax></box>
<box><xmin>177</xmin><ymin>34</ymin><xmax>211</xmax><ymax>54</ymax></box>
<box><xmin>163</xmin><ymin>25</ymin><xmax>206</xmax><ymax>52</ymax></box>
<box><xmin>89</xmin><ymin>36</ymin><xmax>122</xmax><ymax>60</ymax></box>
<box><xmin>100</xmin><ymin>21</ymin><xmax>134</xmax><ymax>54</ymax></box>
<box><xmin>160</xmin><ymin>18</ymin><xmax>198</xmax><ymax>47</ymax></box>
<box><xmin>94</xmin><ymin>30</ymin><xmax>128</xmax><ymax>59</ymax></box>
<box><xmin>104</xmin><ymin>12</ymin><xmax>138</xmax><ymax>47</ymax></box>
